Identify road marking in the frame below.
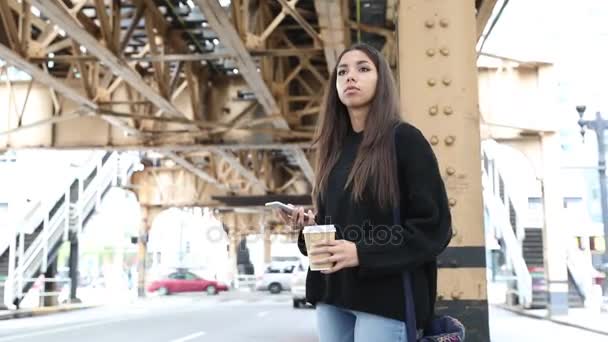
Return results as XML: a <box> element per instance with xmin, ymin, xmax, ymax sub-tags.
<box><xmin>169</xmin><ymin>331</ymin><xmax>207</xmax><ymax>342</ymax></box>
<box><xmin>0</xmin><ymin>318</ymin><xmax>128</xmax><ymax>341</ymax></box>
<box><xmin>257</xmin><ymin>311</ymin><xmax>269</xmax><ymax>317</ymax></box>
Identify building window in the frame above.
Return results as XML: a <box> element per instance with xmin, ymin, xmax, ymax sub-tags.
<box><xmin>527</xmin><ymin>197</ymin><xmax>544</xmax><ymax>228</ymax></box>
<box><xmin>563</xmin><ymin>197</ymin><xmax>582</xmax><ymax>209</ymax></box>
<box><xmin>590</xmin><ymin>236</ymin><xmax>606</xmax><ymax>254</ymax></box>
<box><xmin>576</xmin><ymin>236</ymin><xmax>584</xmax><ymax>250</ymax></box>
<box><xmin>528</xmin><ymin>197</ymin><xmax>542</xmax><ymax>209</ymax></box>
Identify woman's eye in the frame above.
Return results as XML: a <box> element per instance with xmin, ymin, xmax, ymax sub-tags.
<box><xmin>338</xmin><ymin>70</ymin><xmax>346</xmax><ymax>76</ymax></box>
<box><xmin>360</xmin><ymin>67</ymin><xmax>370</xmax><ymax>72</ymax></box>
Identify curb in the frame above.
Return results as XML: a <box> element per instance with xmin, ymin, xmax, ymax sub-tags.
<box><xmin>0</xmin><ymin>303</ymin><xmax>99</xmax><ymax>321</ymax></box>
<box><xmin>495</xmin><ymin>304</ymin><xmax>608</xmax><ymax>336</ymax></box>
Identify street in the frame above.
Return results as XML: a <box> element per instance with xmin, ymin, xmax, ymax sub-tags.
<box><xmin>0</xmin><ymin>292</ymin><xmax>316</xmax><ymax>342</ymax></box>
<box><xmin>0</xmin><ymin>291</ymin><xmax>606</xmax><ymax>342</ymax></box>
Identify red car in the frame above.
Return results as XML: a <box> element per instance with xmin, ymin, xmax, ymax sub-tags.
<box><xmin>147</xmin><ymin>271</ymin><xmax>229</xmax><ymax>295</ymax></box>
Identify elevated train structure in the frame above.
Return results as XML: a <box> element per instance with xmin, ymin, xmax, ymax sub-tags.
<box><xmin>0</xmin><ymin>1</ymin><xmax>521</xmax><ymax>340</ymax></box>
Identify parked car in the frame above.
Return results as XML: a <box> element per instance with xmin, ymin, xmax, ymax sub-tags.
<box><xmin>256</xmin><ymin>262</ymin><xmax>296</xmax><ymax>294</ymax></box>
<box><xmin>147</xmin><ymin>271</ymin><xmax>229</xmax><ymax>295</ymax></box>
<box><xmin>291</xmin><ymin>258</ymin><xmax>310</xmax><ymax>308</ymax></box>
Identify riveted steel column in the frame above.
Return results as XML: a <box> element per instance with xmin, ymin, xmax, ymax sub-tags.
<box><xmin>398</xmin><ymin>1</ymin><xmax>489</xmax><ymax>341</ymax></box>
<box><xmin>137</xmin><ymin>206</ymin><xmax>154</xmax><ymax>298</ymax></box>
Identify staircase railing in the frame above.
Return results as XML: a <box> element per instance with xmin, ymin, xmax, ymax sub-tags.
<box><xmin>566</xmin><ymin>244</ymin><xmax>595</xmax><ymax>306</ymax></box>
<box><xmin>482</xmin><ymin>141</ymin><xmax>533</xmax><ymax>308</ymax></box>
<box><xmin>4</xmin><ymin>185</ymin><xmax>70</xmax><ymax>308</ymax></box>
<box><xmin>70</xmin><ymin>152</ymin><xmax>119</xmax><ymax>234</ymax></box>
<box><xmin>3</xmin><ymin>151</ymin><xmax>136</xmax><ymax>308</ymax></box>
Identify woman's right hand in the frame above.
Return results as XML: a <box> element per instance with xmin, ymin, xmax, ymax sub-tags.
<box><xmin>276</xmin><ymin>205</ymin><xmax>315</xmax><ymax>230</ymax></box>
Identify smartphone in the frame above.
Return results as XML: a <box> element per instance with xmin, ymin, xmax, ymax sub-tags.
<box><xmin>265</xmin><ymin>202</ymin><xmax>315</xmax><ymax>220</ymax></box>
<box><xmin>265</xmin><ymin>201</ymin><xmax>295</xmax><ymax>214</ymax></box>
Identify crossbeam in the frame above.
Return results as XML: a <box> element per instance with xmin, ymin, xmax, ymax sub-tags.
<box><xmin>195</xmin><ymin>0</ymin><xmax>314</xmax><ymax>183</ymax></box>
<box><xmin>31</xmin><ymin>0</ymin><xmax>188</xmax><ymax>120</ymax></box>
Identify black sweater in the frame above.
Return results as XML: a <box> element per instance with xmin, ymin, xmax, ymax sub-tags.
<box><xmin>297</xmin><ymin>122</ymin><xmax>452</xmax><ymax>328</ymax></box>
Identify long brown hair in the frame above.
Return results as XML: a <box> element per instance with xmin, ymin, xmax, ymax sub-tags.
<box><xmin>312</xmin><ymin>43</ymin><xmax>402</xmax><ymax>210</ymax></box>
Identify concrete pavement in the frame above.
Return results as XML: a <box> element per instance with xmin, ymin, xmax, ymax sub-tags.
<box><xmin>498</xmin><ymin>305</ymin><xmax>608</xmax><ymax>336</ymax></box>
<box><xmin>0</xmin><ymin>302</ymin><xmax>99</xmax><ymax>321</ymax></box>
<box><xmin>489</xmin><ymin>306</ymin><xmax>607</xmax><ymax>342</ymax></box>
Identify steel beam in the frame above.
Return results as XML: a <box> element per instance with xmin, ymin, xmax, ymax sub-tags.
<box><xmin>289</xmin><ymin>148</ymin><xmax>314</xmax><ymax>183</ymax></box>
<box><xmin>195</xmin><ymin>0</ymin><xmax>280</xmax><ymax>118</ymax></box>
<box><xmin>209</xmin><ymin>147</ymin><xmax>267</xmax><ymax>192</ymax></box>
<box><xmin>476</xmin><ymin>0</ymin><xmax>499</xmax><ymax>41</ymax></box>
<box><xmin>211</xmin><ymin>194</ymin><xmax>312</xmax><ymax>207</ymax></box>
<box><xmin>195</xmin><ymin>0</ymin><xmax>314</xmax><ymax>184</ymax></box>
<box><xmin>277</xmin><ymin>0</ymin><xmax>322</xmax><ymax>44</ymax></box>
<box><xmin>0</xmin><ymin>41</ymin><xmax>226</xmax><ymax>191</ymax></box>
<box><xmin>3</xmin><ymin>142</ymin><xmax>312</xmax><ymax>153</ymax></box>
<box><xmin>165</xmin><ymin>151</ymin><xmax>230</xmax><ymax>192</ymax></box>
<box><xmin>314</xmin><ymin>0</ymin><xmax>347</xmax><ymax>70</ymax></box>
<box><xmin>30</xmin><ymin>49</ymin><xmax>321</xmax><ymax>63</ymax></box>
<box><xmin>0</xmin><ymin>109</ymin><xmax>85</xmax><ymax>137</ymax></box>
<box><xmin>31</xmin><ymin>0</ymin><xmax>187</xmax><ymax>120</ymax></box>
<box><xmin>0</xmin><ymin>40</ymin><xmax>143</xmax><ymax>139</ymax></box>
<box><xmin>0</xmin><ymin>43</ymin><xmax>96</xmax><ymax>109</ymax></box>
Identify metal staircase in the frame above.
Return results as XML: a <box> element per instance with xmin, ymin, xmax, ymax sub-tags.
<box><xmin>1</xmin><ymin>151</ymin><xmax>138</xmax><ymax>309</ymax></box>
<box><xmin>522</xmin><ymin>228</ymin><xmax>549</xmax><ymax>307</ymax></box>
<box><xmin>522</xmin><ymin>228</ymin><xmax>585</xmax><ymax>308</ymax></box>
<box><xmin>482</xmin><ymin>141</ymin><xmax>532</xmax><ymax>308</ymax></box>
<box><xmin>482</xmin><ymin>140</ymin><xmax>587</xmax><ymax>309</ymax></box>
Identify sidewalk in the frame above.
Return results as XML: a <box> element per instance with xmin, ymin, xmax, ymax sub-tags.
<box><xmin>0</xmin><ymin>302</ymin><xmax>98</xmax><ymax>320</ymax></box>
<box><xmin>489</xmin><ymin>281</ymin><xmax>608</xmax><ymax>336</ymax></box>
<box><xmin>497</xmin><ymin>305</ymin><xmax>608</xmax><ymax>336</ymax></box>
<box><xmin>0</xmin><ymin>286</ymin><xmax>140</xmax><ymax>320</ymax></box>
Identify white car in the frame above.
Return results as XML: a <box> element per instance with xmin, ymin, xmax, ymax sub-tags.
<box><xmin>291</xmin><ymin>258</ymin><xmax>309</xmax><ymax>308</ymax></box>
<box><xmin>256</xmin><ymin>263</ymin><xmax>296</xmax><ymax>294</ymax></box>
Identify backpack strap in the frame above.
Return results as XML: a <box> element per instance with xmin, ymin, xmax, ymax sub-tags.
<box><xmin>392</xmin><ymin>125</ymin><xmax>418</xmax><ymax>342</ymax></box>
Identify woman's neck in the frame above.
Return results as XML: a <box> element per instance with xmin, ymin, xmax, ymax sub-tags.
<box><xmin>348</xmin><ymin>106</ymin><xmax>368</xmax><ymax>133</ymax></box>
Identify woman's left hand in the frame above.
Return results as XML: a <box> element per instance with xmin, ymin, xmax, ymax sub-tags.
<box><xmin>309</xmin><ymin>240</ymin><xmax>360</xmax><ymax>274</ymax></box>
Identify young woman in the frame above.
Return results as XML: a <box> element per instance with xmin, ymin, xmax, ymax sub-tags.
<box><xmin>277</xmin><ymin>43</ymin><xmax>452</xmax><ymax>342</ymax></box>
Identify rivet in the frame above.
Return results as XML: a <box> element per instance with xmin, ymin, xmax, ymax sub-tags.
<box><xmin>425</xmin><ymin>19</ymin><xmax>435</xmax><ymax>28</ymax></box>
<box><xmin>443</xmin><ymin>106</ymin><xmax>453</xmax><ymax>115</ymax></box>
<box><xmin>427</xmin><ymin>79</ymin><xmax>437</xmax><ymax>87</ymax></box>
<box><xmin>444</xmin><ymin>136</ymin><xmax>456</xmax><ymax>145</ymax></box>
<box><xmin>430</xmin><ymin>136</ymin><xmax>439</xmax><ymax>145</ymax></box>
<box><xmin>448</xmin><ymin>198</ymin><xmax>457</xmax><ymax>207</ymax></box>
<box><xmin>440</xmin><ymin>47</ymin><xmax>450</xmax><ymax>56</ymax></box>
<box><xmin>442</xmin><ymin>78</ymin><xmax>452</xmax><ymax>86</ymax></box>
<box><xmin>429</xmin><ymin>105</ymin><xmax>439</xmax><ymax>116</ymax></box>
<box><xmin>440</xmin><ymin>18</ymin><xmax>449</xmax><ymax>28</ymax></box>
<box><xmin>446</xmin><ymin>167</ymin><xmax>456</xmax><ymax>175</ymax></box>
<box><xmin>426</xmin><ymin>48</ymin><xmax>436</xmax><ymax>57</ymax></box>
<box><xmin>451</xmin><ymin>290</ymin><xmax>462</xmax><ymax>300</ymax></box>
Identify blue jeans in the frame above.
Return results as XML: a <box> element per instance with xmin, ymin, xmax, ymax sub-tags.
<box><xmin>316</xmin><ymin>303</ymin><xmax>408</xmax><ymax>342</ymax></box>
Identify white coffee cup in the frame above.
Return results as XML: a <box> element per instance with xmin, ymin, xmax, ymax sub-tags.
<box><xmin>303</xmin><ymin>225</ymin><xmax>336</xmax><ymax>271</ymax></box>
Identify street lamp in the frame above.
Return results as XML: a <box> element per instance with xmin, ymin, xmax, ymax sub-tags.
<box><xmin>576</xmin><ymin>105</ymin><xmax>608</xmax><ymax>266</ymax></box>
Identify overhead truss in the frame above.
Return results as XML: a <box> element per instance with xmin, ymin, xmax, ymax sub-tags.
<box><xmin>0</xmin><ymin>0</ymin><xmax>494</xmax><ymax>212</ymax></box>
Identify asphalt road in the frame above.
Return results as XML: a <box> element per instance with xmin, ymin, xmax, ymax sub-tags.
<box><xmin>0</xmin><ymin>292</ymin><xmax>316</xmax><ymax>342</ymax></box>
<box><xmin>0</xmin><ymin>291</ymin><xmax>605</xmax><ymax>342</ymax></box>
